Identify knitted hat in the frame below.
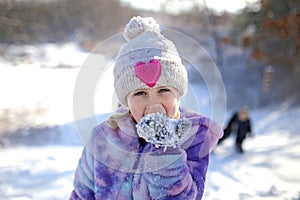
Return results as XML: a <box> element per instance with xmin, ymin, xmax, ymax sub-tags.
<box><xmin>114</xmin><ymin>16</ymin><xmax>188</xmax><ymax>106</ymax></box>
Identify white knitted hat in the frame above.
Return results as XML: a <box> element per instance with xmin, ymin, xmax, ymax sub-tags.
<box><xmin>114</xmin><ymin>16</ymin><xmax>188</xmax><ymax>106</ymax></box>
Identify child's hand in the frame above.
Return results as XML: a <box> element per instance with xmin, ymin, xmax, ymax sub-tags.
<box><xmin>136</xmin><ymin>113</ymin><xmax>191</xmax><ymax>151</ymax></box>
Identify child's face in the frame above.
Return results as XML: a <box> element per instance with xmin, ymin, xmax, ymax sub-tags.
<box><xmin>238</xmin><ymin>109</ymin><xmax>249</xmax><ymax>121</ymax></box>
<box><xmin>127</xmin><ymin>86</ymin><xmax>180</xmax><ymax>122</ymax></box>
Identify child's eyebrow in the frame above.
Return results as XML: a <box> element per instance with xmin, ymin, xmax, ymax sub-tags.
<box><xmin>135</xmin><ymin>88</ymin><xmax>147</xmax><ymax>92</ymax></box>
<box><xmin>157</xmin><ymin>86</ymin><xmax>171</xmax><ymax>89</ymax></box>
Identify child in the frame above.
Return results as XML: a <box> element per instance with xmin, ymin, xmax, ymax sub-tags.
<box><xmin>70</xmin><ymin>16</ymin><xmax>223</xmax><ymax>200</ymax></box>
<box><xmin>218</xmin><ymin>107</ymin><xmax>252</xmax><ymax>153</ymax></box>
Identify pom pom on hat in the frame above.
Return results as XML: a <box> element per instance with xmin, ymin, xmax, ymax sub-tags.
<box><xmin>123</xmin><ymin>16</ymin><xmax>160</xmax><ymax>41</ymax></box>
<box><xmin>114</xmin><ymin>16</ymin><xmax>188</xmax><ymax>106</ymax></box>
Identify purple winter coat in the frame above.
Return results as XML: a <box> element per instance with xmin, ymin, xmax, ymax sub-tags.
<box><xmin>70</xmin><ymin>107</ymin><xmax>223</xmax><ymax>200</ymax></box>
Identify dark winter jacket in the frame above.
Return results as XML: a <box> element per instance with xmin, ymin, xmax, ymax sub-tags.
<box><xmin>224</xmin><ymin>112</ymin><xmax>252</xmax><ymax>139</ymax></box>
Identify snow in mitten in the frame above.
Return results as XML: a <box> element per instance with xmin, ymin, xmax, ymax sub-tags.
<box><xmin>136</xmin><ymin>113</ymin><xmax>191</xmax><ymax>151</ymax></box>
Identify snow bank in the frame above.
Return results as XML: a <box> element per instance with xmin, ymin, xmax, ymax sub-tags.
<box><xmin>205</xmin><ymin>105</ymin><xmax>300</xmax><ymax>199</ymax></box>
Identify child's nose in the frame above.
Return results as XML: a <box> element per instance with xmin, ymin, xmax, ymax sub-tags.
<box><xmin>145</xmin><ymin>94</ymin><xmax>166</xmax><ymax>115</ymax></box>
<box><xmin>145</xmin><ymin>104</ymin><xmax>166</xmax><ymax>115</ymax></box>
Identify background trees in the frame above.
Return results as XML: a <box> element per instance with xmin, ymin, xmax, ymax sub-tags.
<box><xmin>232</xmin><ymin>0</ymin><xmax>300</xmax><ymax>105</ymax></box>
<box><xmin>0</xmin><ymin>0</ymin><xmax>134</xmax><ymax>46</ymax></box>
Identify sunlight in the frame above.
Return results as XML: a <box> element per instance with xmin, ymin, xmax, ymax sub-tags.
<box><xmin>205</xmin><ymin>0</ymin><xmax>246</xmax><ymax>13</ymax></box>
<box><xmin>120</xmin><ymin>0</ymin><xmax>253</xmax><ymax>13</ymax></box>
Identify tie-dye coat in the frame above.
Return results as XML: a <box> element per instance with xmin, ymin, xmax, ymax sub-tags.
<box><xmin>70</xmin><ymin>107</ymin><xmax>223</xmax><ymax>200</ymax></box>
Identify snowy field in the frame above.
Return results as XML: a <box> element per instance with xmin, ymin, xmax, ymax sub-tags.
<box><xmin>0</xmin><ymin>43</ymin><xmax>299</xmax><ymax>200</ymax></box>
<box><xmin>1</xmin><ymin>102</ymin><xmax>299</xmax><ymax>200</ymax></box>
<box><xmin>206</xmin><ymin>103</ymin><xmax>300</xmax><ymax>200</ymax></box>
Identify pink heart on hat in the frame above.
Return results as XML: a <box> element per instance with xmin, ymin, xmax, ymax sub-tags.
<box><xmin>135</xmin><ymin>59</ymin><xmax>161</xmax><ymax>87</ymax></box>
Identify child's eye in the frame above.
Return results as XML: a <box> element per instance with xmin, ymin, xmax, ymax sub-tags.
<box><xmin>158</xmin><ymin>88</ymin><xmax>171</xmax><ymax>93</ymax></box>
<box><xmin>134</xmin><ymin>91</ymin><xmax>147</xmax><ymax>96</ymax></box>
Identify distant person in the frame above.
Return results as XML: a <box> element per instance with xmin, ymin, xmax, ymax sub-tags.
<box><xmin>70</xmin><ymin>16</ymin><xmax>223</xmax><ymax>199</ymax></box>
<box><xmin>218</xmin><ymin>107</ymin><xmax>252</xmax><ymax>153</ymax></box>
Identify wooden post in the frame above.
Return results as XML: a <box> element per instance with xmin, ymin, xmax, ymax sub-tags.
<box><xmin>263</xmin><ymin>65</ymin><xmax>274</xmax><ymax>91</ymax></box>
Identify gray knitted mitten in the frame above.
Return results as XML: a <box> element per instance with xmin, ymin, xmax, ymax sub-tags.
<box><xmin>136</xmin><ymin>113</ymin><xmax>192</xmax><ymax>151</ymax></box>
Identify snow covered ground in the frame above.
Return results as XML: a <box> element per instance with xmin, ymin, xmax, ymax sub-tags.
<box><xmin>1</xmin><ymin>102</ymin><xmax>299</xmax><ymax>200</ymax></box>
<box><xmin>0</xmin><ymin>43</ymin><xmax>299</xmax><ymax>200</ymax></box>
<box><xmin>205</xmin><ymin>103</ymin><xmax>300</xmax><ymax>200</ymax></box>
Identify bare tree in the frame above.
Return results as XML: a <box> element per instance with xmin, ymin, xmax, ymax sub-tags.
<box><xmin>201</xmin><ymin>0</ymin><xmax>224</xmax><ymax>73</ymax></box>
